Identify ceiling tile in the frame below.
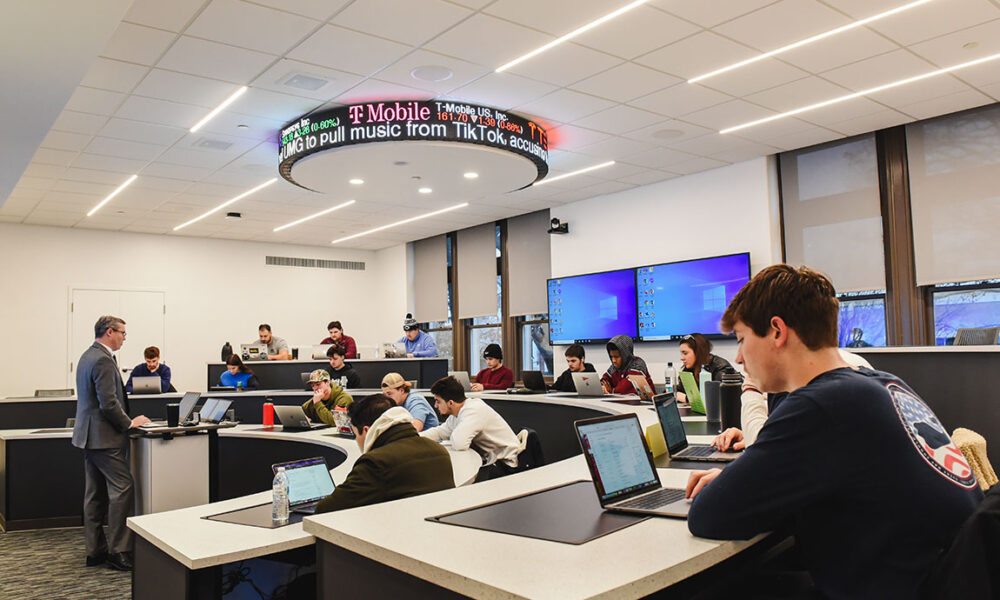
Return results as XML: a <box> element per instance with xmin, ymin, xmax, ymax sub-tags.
<box><xmin>820</xmin><ymin>49</ymin><xmax>937</xmax><ymax>91</ymax></box>
<box><xmin>252</xmin><ymin>59</ymin><xmax>365</xmax><ymax>101</ymax></box>
<box><xmin>796</xmin><ymin>96</ymin><xmax>896</xmax><ymax>128</ymax></box>
<box><xmin>40</xmin><ymin>131</ymin><xmax>93</xmax><ymax>152</ymax></box>
<box><xmin>573</xmin><ymin>136</ymin><xmax>655</xmax><ymax>160</ymax></box>
<box><xmin>22</xmin><ymin>163</ymin><xmax>68</xmax><ymax>179</ymax></box>
<box><xmin>50</xmin><ymin>111</ymin><xmax>109</xmax><ymax>136</ymax></box>
<box><xmin>736</xmin><ymin>125</ymin><xmax>842</xmax><ymax>151</ymax></box>
<box><xmin>627</xmin><ymin>119</ymin><xmax>715</xmax><ymax>146</ymax></box>
<box><xmin>545</xmin><ymin>150</ymin><xmax>606</xmax><ymax>172</ymax></box>
<box><xmin>449</xmin><ymin>72</ymin><xmax>558</xmax><ymax>111</ymax></box>
<box><xmin>484</xmin><ymin>0</ymin><xmax>617</xmax><ymax>35</ymax></box>
<box><xmin>954</xmin><ymin>58</ymin><xmax>1000</xmax><ymax>89</ymax></box>
<box><xmin>228</xmin><ymin>87</ymin><xmax>321</xmax><ymax>121</ymax></box>
<box><xmin>80</xmin><ymin>58</ymin><xmax>150</xmax><ymax>93</ymax></box>
<box><xmin>115</xmin><ymin>96</ymin><xmax>206</xmax><ymax>129</ymax></box>
<box><xmin>681</xmin><ymin>99</ymin><xmax>777</xmax><ymax>131</ymax></box>
<box><xmin>670</xmin><ymin>133</ymin><xmax>746</xmax><ymax>156</ymax></box>
<box><xmin>137</xmin><ymin>162</ymin><xmax>215</xmax><ymax>181</ymax></box>
<box><xmin>251</xmin><ymin>0</ymin><xmax>352</xmax><ymax>20</ymax></box>
<box><xmin>867</xmin><ymin>0</ymin><xmax>1000</xmax><ymax>45</ymax></box>
<box><xmin>715</xmin><ymin>0</ymin><xmax>851</xmax><ymax>51</ymax></box>
<box><xmin>504</xmin><ymin>42</ymin><xmax>623</xmax><ymax>88</ymax></box>
<box><xmin>13</xmin><ymin>176</ymin><xmax>56</xmax><ymax>191</ymax></box>
<box><xmin>134</xmin><ymin>69</ymin><xmax>242</xmax><ymax>108</ymax></box>
<box><xmin>86</xmin><ymin>137</ymin><xmax>165</xmax><ymax>161</ymax></box>
<box><xmin>819</xmin><ymin>107</ymin><xmax>913</xmax><ymax>136</ymax></box>
<box><xmin>289</xmin><ymin>25</ymin><xmax>412</xmax><ymax>77</ymax></box>
<box><xmin>779</xmin><ymin>27</ymin><xmax>898</xmax><ymax>73</ymax></box>
<box><xmin>745</xmin><ymin>76</ymin><xmax>851</xmax><ymax>111</ymax></box>
<box><xmin>650</xmin><ymin>0</ymin><xmax>778</xmax><ymax>28</ymax></box>
<box><xmin>698</xmin><ymin>57</ymin><xmax>809</xmax><ymax>97</ymax></box>
<box><xmin>709</xmin><ymin>141</ymin><xmax>781</xmax><ymax>164</ymax></box>
<box><xmin>892</xmin><ymin>87</ymin><xmax>995</xmax><ymax>120</ymax></box>
<box><xmin>819</xmin><ymin>0</ymin><xmax>923</xmax><ymax>19</ymax></box>
<box><xmin>72</xmin><ymin>153</ymin><xmax>148</xmax><ymax>174</ymax></box>
<box><xmin>628</xmin><ymin>83</ymin><xmax>733</xmax><ymax>117</ymax></box>
<box><xmin>376</xmin><ymin>50</ymin><xmax>490</xmax><ymax>95</ymax></box>
<box><xmin>62</xmin><ymin>167</ymin><xmax>141</xmax><ymax>186</ymax></box>
<box><xmin>619</xmin><ymin>146</ymin><xmax>698</xmax><ymax>169</ymax></box>
<box><xmin>865</xmin><ymin>74</ymin><xmax>975</xmax><ymax>107</ymax></box>
<box><xmin>636</xmin><ymin>31</ymin><xmax>757</xmax><ymax>80</ymax></box>
<box><xmin>667</xmin><ymin>156</ymin><xmax>730</xmax><ymax>174</ymax></box>
<box><xmin>198</xmin><ymin>111</ymin><xmax>285</xmax><ymax>142</ymax></box>
<box><xmin>907</xmin><ymin>18</ymin><xmax>1000</xmax><ymax>67</ymax></box>
<box><xmin>123</xmin><ymin>0</ymin><xmax>207</xmax><ymax>32</ymax></box>
<box><xmin>186</xmin><ymin>0</ymin><xmax>320</xmax><ymax>55</ymax></box>
<box><xmin>334</xmin><ymin>79</ymin><xmax>435</xmax><ymax>103</ymax></box>
<box><xmin>570</xmin><ymin>63</ymin><xmax>682</xmax><ymax>103</ymax></box>
<box><xmin>30</xmin><ymin>148</ymin><xmax>79</xmax><ymax>167</ymax></box>
<box><xmin>547</xmin><ymin>124</ymin><xmax>611</xmax><ymax>150</ymax></box>
<box><xmin>99</xmin><ymin>117</ymin><xmax>188</xmax><ymax>146</ymax></box>
<box><xmin>572</xmin><ymin>105</ymin><xmax>665</xmax><ymax>135</ymax></box>
<box><xmin>333</xmin><ymin>0</ymin><xmax>472</xmax><ymax>46</ymax></box>
<box><xmin>51</xmin><ymin>180</ymin><xmax>116</xmax><ymax>196</ymax></box>
<box><xmin>975</xmin><ymin>80</ymin><xmax>1000</xmax><ymax>100</ymax></box>
<box><xmin>514</xmin><ymin>89</ymin><xmax>616</xmax><ymax>124</ymax></box>
<box><xmin>132</xmin><ymin>175</ymin><xmax>193</xmax><ymax>192</ymax></box>
<box><xmin>573</xmin><ymin>6</ymin><xmax>701</xmax><ymax>60</ymax></box>
<box><xmin>614</xmin><ymin>169</ymin><xmax>678</xmax><ymax>186</ymax></box>
<box><xmin>63</xmin><ymin>87</ymin><xmax>127</xmax><ymax>116</ymax></box>
<box><xmin>100</xmin><ymin>22</ymin><xmax>177</xmax><ymax>65</ymax></box>
<box><xmin>157</xmin><ymin>36</ymin><xmax>275</xmax><ymax>83</ymax></box>
<box><xmin>424</xmin><ymin>14</ymin><xmax>551</xmax><ymax>68</ymax></box>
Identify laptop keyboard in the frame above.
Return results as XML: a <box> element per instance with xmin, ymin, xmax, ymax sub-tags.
<box><xmin>678</xmin><ymin>445</ymin><xmax>716</xmax><ymax>458</ymax></box>
<box><xmin>617</xmin><ymin>487</ymin><xmax>686</xmax><ymax>510</ymax></box>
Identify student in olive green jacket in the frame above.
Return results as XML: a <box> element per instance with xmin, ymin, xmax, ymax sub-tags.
<box><xmin>315</xmin><ymin>394</ymin><xmax>454</xmax><ymax>513</ymax></box>
<box><xmin>302</xmin><ymin>369</ymin><xmax>353</xmax><ymax>427</ymax></box>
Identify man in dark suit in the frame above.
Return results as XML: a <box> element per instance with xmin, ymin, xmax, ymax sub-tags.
<box><xmin>72</xmin><ymin>315</ymin><xmax>150</xmax><ymax>571</ymax></box>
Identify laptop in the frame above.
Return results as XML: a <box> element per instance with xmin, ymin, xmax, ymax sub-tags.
<box><xmin>241</xmin><ymin>343</ymin><xmax>268</xmax><ymax>361</ymax></box>
<box><xmin>311</xmin><ymin>345</ymin><xmax>332</xmax><ymax>360</ymax></box>
<box><xmin>132</xmin><ymin>376</ymin><xmax>162</xmax><ymax>394</ymax></box>
<box><xmin>678</xmin><ymin>371</ymin><xmax>705</xmax><ymax>413</ymax></box>
<box><xmin>199</xmin><ymin>398</ymin><xmax>233</xmax><ymax>423</ymax></box>
<box><xmin>574</xmin><ymin>413</ymin><xmax>690</xmax><ymax>518</ymax></box>
<box><xmin>140</xmin><ymin>391</ymin><xmax>200</xmax><ymax>428</ymax></box>
<box><xmin>655</xmin><ymin>394</ymin><xmax>740</xmax><ymax>462</ymax></box>
<box><xmin>272</xmin><ymin>457</ymin><xmax>336</xmax><ymax>514</ymax></box>
<box><xmin>571</xmin><ymin>372</ymin><xmax>605</xmax><ymax>396</ymax></box>
<box><xmin>627</xmin><ymin>374</ymin><xmax>655</xmax><ymax>402</ymax></box>
<box><xmin>507</xmin><ymin>370</ymin><xmax>546</xmax><ymax>394</ymax></box>
<box><xmin>273</xmin><ymin>404</ymin><xmax>330</xmax><ymax>431</ymax></box>
<box><xmin>448</xmin><ymin>370</ymin><xmax>473</xmax><ymax>392</ymax></box>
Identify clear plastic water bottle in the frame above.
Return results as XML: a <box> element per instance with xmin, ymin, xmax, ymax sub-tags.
<box><xmin>272</xmin><ymin>467</ymin><xmax>289</xmax><ymax>525</ymax></box>
<box><xmin>665</xmin><ymin>362</ymin><xmax>677</xmax><ymax>394</ymax></box>
<box><xmin>699</xmin><ymin>365</ymin><xmax>711</xmax><ymax>403</ymax></box>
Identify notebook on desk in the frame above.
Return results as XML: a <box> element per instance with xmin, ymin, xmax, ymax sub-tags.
<box><xmin>574</xmin><ymin>413</ymin><xmax>690</xmax><ymax>518</ymax></box>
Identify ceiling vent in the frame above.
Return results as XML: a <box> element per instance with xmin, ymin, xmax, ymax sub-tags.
<box><xmin>266</xmin><ymin>256</ymin><xmax>365</xmax><ymax>271</ymax></box>
<box><xmin>193</xmin><ymin>138</ymin><xmax>233</xmax><ymax>151</ymax></box>
<box><xmin>282</xmin><ymin>73</ymin><xmax>330</xmax><ymax>91</ymax></box>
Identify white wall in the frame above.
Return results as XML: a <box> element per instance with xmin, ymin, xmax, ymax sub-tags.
<box><xmin>548</xmin><ymin>157</ymin><xmax>783</xmax><ymax>381</ymax></box>
<box><xmin>0</xmin><ymin>223</ymin><xmax>409</xmax><ymax>397</ymax></box>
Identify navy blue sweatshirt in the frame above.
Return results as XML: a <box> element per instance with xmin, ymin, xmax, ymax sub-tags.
<box><xmin>688</xmin><ymin>367</ymin><xmax>982</xmax><ymax>599</ymax></box>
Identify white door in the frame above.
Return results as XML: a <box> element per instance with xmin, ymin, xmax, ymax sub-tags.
<box><xmin>70</xmin><ymin>289</ymin><xmax>165</xmax><ymax>386</ymax></box>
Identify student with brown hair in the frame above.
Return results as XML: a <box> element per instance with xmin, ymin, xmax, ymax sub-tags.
<box><xmin>125</xmin><ymin>346</ymin><xmax>172</xmax><ymax>393</ymax></box>
<box><xmin>674</xmin><ymin>332</ymin><xmax>733</xmax><ymax>401</ymax></box>
<box><xmin>685</xmin><ymin>264</ymin><xmax>981</xmax><ymax>599</ymax></box>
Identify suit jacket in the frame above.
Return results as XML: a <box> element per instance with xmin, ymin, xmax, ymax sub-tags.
<box><xmin>72</xmin><ymin>342</ymin><xmax>132</xmax><ymax>449</ymax></box>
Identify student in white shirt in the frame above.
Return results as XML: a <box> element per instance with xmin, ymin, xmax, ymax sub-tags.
<box><xmin>421</xmin><ymin>376</ymin><xmax>522</xmax><ymax>480</ymax></box>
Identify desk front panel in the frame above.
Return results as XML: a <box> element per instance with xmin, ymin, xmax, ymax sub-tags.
<box><xmin>206</xmin><ymin>358</ymin><xmax>448</xmax><ymax>390</ymax></box>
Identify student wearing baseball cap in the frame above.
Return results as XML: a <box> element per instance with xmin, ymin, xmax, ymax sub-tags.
<box><xmin>471</xmin><ymin>344</ymin><xmax>513</xmax><ymax>391</ymax></box>
<box><xmin>301</xmin><ymin>369</ymin><xmax>353</xmax><ymax>427</ymax></box>
<box><xmin>380</xmin><ymin>373</ymin><xmax>439</xmax><ymax>432</ymax></box>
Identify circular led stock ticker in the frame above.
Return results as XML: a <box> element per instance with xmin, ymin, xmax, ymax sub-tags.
<box><xmin>278</xmin><ymin>100</ymin><xmax>549</xmax><ymax>193</ymax></box>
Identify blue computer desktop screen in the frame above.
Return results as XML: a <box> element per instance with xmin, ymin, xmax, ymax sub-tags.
<box><xmin>548</xmin><ymin>269</ymin><xmax>637</xmax><ymax>344</ymax></box>
<box><xmin>636</xmin><ymin>253</ymin><xmax>750</xmax><ymax>341</ymax></box>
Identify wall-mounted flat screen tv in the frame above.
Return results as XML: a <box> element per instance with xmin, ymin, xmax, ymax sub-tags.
<box><xmin>635</xmin><ymin>252</ymin><xmax>751</xmax><ymax>341</ymax></box>
<box><xmin>547</xmin><ymin>269</ymin><xmax>637</xmax><ymax>345</ymax></box>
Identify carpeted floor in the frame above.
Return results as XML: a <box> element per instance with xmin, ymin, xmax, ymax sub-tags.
<box><xmin>0</xmin><ymin>527</ymin><xmax>130</xmax><ymax>600</ymax></box>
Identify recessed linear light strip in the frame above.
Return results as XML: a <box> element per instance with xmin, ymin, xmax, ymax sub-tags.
<box><xmin>720</xmin><ymin>52</ymin><xmax>1000</xmax><ymax>134</ymax></box>
<box><xmin>273</xmin><ymin>200</ymin><xmax>356</xmax><ymax>232</ymax></box>
<box><xmin>331</xmin><ymin>203</ymin><xmax>469</xmax><ymax>244</ymax></box>
<box><xmin>535</xmin><ymin>161</ymin><xmax>615</xmax><ymax>185</ymax></box>
<box><xmin>689</xmin><ymin>0</ymin><xmax>936</xmax><ymax>84</ymax></box>
<box><xmin>190</xmin><ymin>86</ymin><xmax>248</xmax><ymax>133</ymax></box>
<box><xmin>495</xmin><ymin>0</ymin><xmax>648</xmax><ymax>73</ymax></box>
<box><xmin>173</xmin><ymin>178</ymin><xmax>277</xmax><ymax>231</ymax></box>
<box><xmin>86</xmin><ymin>174</ymin><xmax>137</xmax><ymax>217</ymax></box>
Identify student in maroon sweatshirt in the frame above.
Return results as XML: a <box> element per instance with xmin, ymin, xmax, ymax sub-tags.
<box><xmin>471</xmin><ymin>344</ymin><xmax>514</xmax><ymax>391</ymax></box>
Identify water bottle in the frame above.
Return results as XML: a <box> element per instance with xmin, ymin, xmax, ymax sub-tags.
<box><xmin>665</xmin><ymin>362</ymin><xmax>677</xmax><ymax>395</ymax></box>
<box><xmin>720</xmin><ymin>372</ymin><xmax>744</xmax><ymax>431</ymax></box>
<box><xmin>272</xmin><ymin>467</ymin><xmax>289</xmax><ymax>525</ymax></box>
<box><xmin>699</xmin><ymin>365</ymin><xmax>710</xmax><ymax>404</ymax></box>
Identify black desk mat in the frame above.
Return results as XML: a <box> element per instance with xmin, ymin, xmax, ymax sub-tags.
<box><xmin>427</xmin><ymin>480</ymin><xmax>649</xmax><ymax>545</ymax></box>
<box><xmin>203</xmin><ymin>502</ymin><xmax>306</xmax><ymax>529</ymax></box>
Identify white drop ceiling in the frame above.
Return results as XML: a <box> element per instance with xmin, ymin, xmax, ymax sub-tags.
<box><xmin>3</xmin><ymin>0</ymin><xmax>1000</xmax><ymax>250</ymax></box>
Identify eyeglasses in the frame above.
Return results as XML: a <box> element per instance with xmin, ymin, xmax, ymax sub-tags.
<box><xmin>113</xmin><ymin>329</ymin><xmax>127</xmax><ymax>337</ymax></box>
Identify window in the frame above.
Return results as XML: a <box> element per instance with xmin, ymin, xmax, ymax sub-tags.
<box><xmin>838</xmin><ymin>291</ymin><xmax>886</xmax><ymax>348</ymax></box>
<box><xmin>931</xmin><ymin>279</ymin><xmax>1000</xmax><ymax>345</ymax></box>
<box><xmin>520</xmin><ymin>313</ymin><xmax>552</xmax><ymax>376</ymax></box>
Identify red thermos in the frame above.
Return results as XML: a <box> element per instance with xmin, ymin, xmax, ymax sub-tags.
<box><xmin>263</xmin><ymin>401</ymin><xmax>274</xmax><ymax>426</ymax></box>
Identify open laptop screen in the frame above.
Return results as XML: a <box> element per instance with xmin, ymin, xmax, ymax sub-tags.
<box><xmin>274</xmin><ymin>457</ymin><xmax>335</xmax><ymax>507</ymax></box>
<box><xmin>577</xmin><ymin>415</ymin><xmax>658</xmax><ymax>503</ymax></box>
<box><xmin>177</xmin><ymin>392</ymin><xmax>200</xmax><ymax>423</ymax></box>
<box><xmin>654</xmin><ymin>394</ymin><xmax>689</xmax><ymax>455</ymax></box>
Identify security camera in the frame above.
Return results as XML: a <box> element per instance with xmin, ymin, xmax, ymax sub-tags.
<box><xmin>548</xmin><ymin>217</ymin><xmax>569</xmax><ymax>234</ymax></box>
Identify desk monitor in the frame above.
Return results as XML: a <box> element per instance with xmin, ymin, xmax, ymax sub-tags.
<box><xmin>547</xmin><ymin>268</ymin><xmax>637</xmax><ymax>344</ymax></box>
<box><xmin>132</xmin><ymin>376</ymin><xmax>161</xmax><ymax>395</ymax></box>
<box><xmin>635</xmin><ymin>252</ymin><xmax>749</xmax><ymax>342</ymax></box>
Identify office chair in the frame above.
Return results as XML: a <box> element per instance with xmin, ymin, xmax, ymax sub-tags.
<box><xmin>34</xmin><ymin>388</ymin><xmax>74</xmax><ymax>397</ymax></box>
<box><xmin>954</xmin><ymin>327</ymin><xmax>1000</xmax><ymax>346</ymax></box>
<box><xmin>515</xmin><ymin>428</ymin><xmax>545</xmax><ymax>471</ymax></box>
<box><xmin>952</xmin><ymin>428</ymin><xmax>998</xmax><ymax>491</ymax></box>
